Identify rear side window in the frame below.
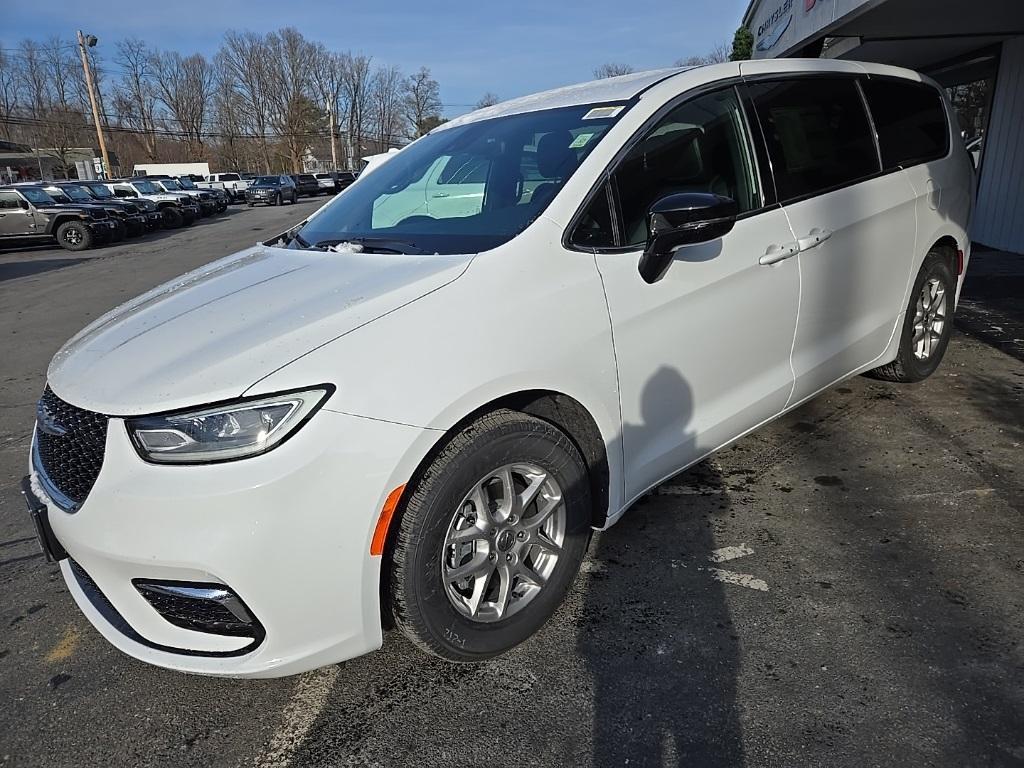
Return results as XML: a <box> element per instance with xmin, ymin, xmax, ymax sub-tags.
<box><xmin>861</xmin><ymin>78</ymin><xmax>949</xmax><ymax>169</ymax></box>
<box><xmin>748</xmin><ymin>78</ymin><xmax>879</xmax><ymax>202</ymax></box>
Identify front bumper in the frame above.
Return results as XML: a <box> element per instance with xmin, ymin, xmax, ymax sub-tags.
<box><xmin>29</xmin><ymin>407</ymin><xmax>433</xmax><ymax>677</ymax></box>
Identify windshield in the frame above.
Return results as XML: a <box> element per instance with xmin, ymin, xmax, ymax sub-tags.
<box><xmin>297</xmin><ymin>104</ymin><xmax>622</xmax><ymax>255</ymax></box>
<box><xmin>20</xmin><ymin>187</ymin><xmax>56</xmax><ymax>205</ymax></box>
<box><xmin>177</xmin><ymin>177</ymin><xmax>197</xmax><ymax>189</ymax></box>
<box><xmin>132</xmin><ymin>180</ymin><xmax>161</xmax><ymax>194</ymax></box>
<box><xmin>48</xmin><ymin>190</ymin><xmax>72</xmax><ymax>203</ymax></box>
<box><xmin>61</xmin><ymin>184</ymin><xmax>93</xmax><ymax>201</ymax></box>
<box><xmin>253</xmin><ymin>176</ymin><xmax>280</xmax><ymax>186</ymax></box>
<box><xmin>85</xmin><ymin>183</ymin><xmax>113</xmax><ymax>199</ymax></box>
<box><xmin>159</xmin><ymin>178</ymin><xmax>183</xmax><ymax>190</ymax></box>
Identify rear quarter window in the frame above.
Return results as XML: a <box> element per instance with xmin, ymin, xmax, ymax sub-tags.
<box><xmin>861</xmin><ymin>78</ymin><xmax>949</xmax><ymax>169</ymax></box>
<box><xmin>748</xmin><ymin>77</ymin><xmax>880</xmax><ymax>202</ymax></box>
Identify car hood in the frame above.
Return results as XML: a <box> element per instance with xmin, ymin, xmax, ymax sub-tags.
<box><xmin>47</xmin><ymin>245</ymin><xmax>473</xmax><ymax>415</ymax></box>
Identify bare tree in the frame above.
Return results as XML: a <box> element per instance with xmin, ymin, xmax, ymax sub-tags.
<box><xmin>593</xmin><ymin>63</ymin><xmax>634</xmax><ymax>79</ymax></box>
<box><xmin>310</xmin><ymin>45</ymin><xmax>349</xmax><ymax>167</ymax></box>
<box><xmin>262</xmin><ymin>28</ymin><xmax>323</xmax><ymax>172</ymax></box>
<box><xmin>219</xmin><ymin>30</ymin><xmax>275</xmax><ymax>171</ymax></box>
<box><xmin>342</xmin><ymin>53</ymin><xmax>372</xmax><ymax>165</ymax></box>
<box><xmin>674</xmin><ymin>41</ymin><xmax>731</xmax><ymax>67</ymax></box>
<box><xmin>152</xmin><ymin>52</ymin><xmax>215</xmax><ymax>159</ymax></box>
<box><xmin>113</xmin><ymin>38</ymin><xmax>160</xmax><ymax>161</ymax></box>
<box><xmin>370</xmin><ymin>64</ymin><xmax>405</xmax><ymax>151</ymax></box>
<box><xmin>404</xmin><ymin>66</ymin><xmax>441</xmax><ymax>139</ymax></box>
<box><xmin>474</xmin><ymin>91</ymin><xmax>500</xmax><ymax>109</ymax></box>
<box><xmin>0</xmin><ymin>50</ymin><xmax>18</xmax><ymax>141</ymax></box>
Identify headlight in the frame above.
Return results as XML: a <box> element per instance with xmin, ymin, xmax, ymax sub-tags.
<box><xmin>126</xmin><ymin>386</ymin><xmax>333</xmax><ymax>464</ymax></box>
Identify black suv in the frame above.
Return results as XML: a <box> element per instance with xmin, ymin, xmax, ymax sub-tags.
<box><xmin>0</xmin><ymin>185</ymin><xmax>115</xmax><ymax>251</ymax></box>
<box><xmin>289</xmin><ymin>173</ymin><xmax>320</xmax><ymax>197</ymax></box>
<box><xmin>42</xmin><ymin>182</ymin><xmax>148</xmax><ymax>240</ymax></box>
<box><xmin>245</xmin><ymin>175</ymin><xmax>299</xmax><ymax>206</ymax></box>
<box><xmin>78</xmin><ymin>181</ymin><xmax>164</xmax><ymax>231</ymax></box>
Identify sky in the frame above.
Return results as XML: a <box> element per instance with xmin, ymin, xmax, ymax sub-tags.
<box><xmin>1</xmin><ymin>0</ymin><xmax>748</xmax><ymax>117</ymax></box>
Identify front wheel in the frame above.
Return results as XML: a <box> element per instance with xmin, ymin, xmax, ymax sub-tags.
<box><xmin>55</xmin><ymin>221</ymin><xmax>93</xmax><ymax>252</ymax></box>
<box><xmin>162</xmin><ymin>207</ymin><xmax>184</xmax><ymax>229</ymax></box>
<box><xmin>390</xmin><ymin>409</ymin><xmax>591</xmax><ymax>662</ymax></box>
<box><xmin>867</xmin><ymin>248</ymin><xmax>956</xmax><ymax>382</ymax></box>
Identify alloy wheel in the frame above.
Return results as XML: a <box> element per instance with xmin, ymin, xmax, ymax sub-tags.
<box><xmin>64</xmin><ymin>228</ymin><xmax>82</xmax><ymax>245</ymax></box>
<box><xmin>441</xmin><ymin>463</ymin><xmax>565</xmax><ymax>623</ymax></box>
<box><xmin>912</xmin><ymin>277</ymin><xmax>947</xmax><ymax>360</ymax></box>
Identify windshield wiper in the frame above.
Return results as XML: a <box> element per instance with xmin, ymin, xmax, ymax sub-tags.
<box><xmin>311</xmin><ymin>237</ymin><xmax>424</xmax><ymax>255</ymax></box>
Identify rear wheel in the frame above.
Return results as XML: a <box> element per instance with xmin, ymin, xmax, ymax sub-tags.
<box><xmin>55</xmin><ymin>221</ymin><xmax>93</xmax><ymax>252</ymax></box>
<box><xmin>391</xmin><ymin>409</ymin><xmax>591</xmax><ymax>661</ymax></box>
<box><xmin>868</xmin><ymin>248</ymin><xmax>956</xmax><ymax>383</ymax></box>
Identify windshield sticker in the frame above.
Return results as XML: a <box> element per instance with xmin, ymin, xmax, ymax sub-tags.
<box><xmin>569</xmin><ymin>132</ymin><xmax>595</xmax><ymax>149</ymax></box>
<box><xmin>582</xmin><ymin>105</ymin><xmax>624</xmax><ymax>120</ymax></box>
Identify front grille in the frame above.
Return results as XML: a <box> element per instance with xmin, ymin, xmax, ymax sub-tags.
<box><xmin>34</xmin><ymin>387</ymin><xmax>108</xmax><ymax>507</ymax></box>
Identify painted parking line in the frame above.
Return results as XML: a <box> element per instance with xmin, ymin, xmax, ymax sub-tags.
<box><xmin>44</xmin><ymin>625</ymin><xmax>80</xmax><ymax>663</ymax></box>
<box><xmin>255</xmin><ymin>665</ymin><xmax>339</xmax><ymax>768</ymax></box>
<box><xmin>708</xmin><ymin>544</ymin><xmax>755</xmax><ymax>563</ymax></box>
<box><xmin>703</xmin><ymin>568</ymin><xmax>770</xmax><ymax>592</ymax></box>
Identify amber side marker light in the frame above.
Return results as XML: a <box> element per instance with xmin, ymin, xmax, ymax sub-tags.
<box><xmin>370</xmin><ymin>484</ymin><xmax>406</xmax><ymax>556</ymax></box>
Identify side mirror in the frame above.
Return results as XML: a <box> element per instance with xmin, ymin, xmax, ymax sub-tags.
<box><xmin>638</xmin><ymin>192</ymin><xmax>738</xmax><ymax>283</ymax></box>
<box><xmin>18</xmin><ymin>199</ymin><xmax>29</xmax><ymax>210</ymax></box>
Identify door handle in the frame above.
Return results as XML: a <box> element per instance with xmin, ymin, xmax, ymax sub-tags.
<box><xmin>431</xmin><ymin>192</ymin><xmax>449</xmax><ymax>198</ymax></box>
<box><xmin>796</xmin><ymin>228</ymin><xmax>833</xmax><ymax>252</ymax></box>
<box><xmin>759</xmin><ymin>242</ymin><xmax>799</xmax><ymax>266</ymax></box>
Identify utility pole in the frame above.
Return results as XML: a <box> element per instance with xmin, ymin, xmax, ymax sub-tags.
<box><xmin>76</xmin><ymin>31</ymin><xmax>111</xmax><ymax>179</ymax></box>
<box><xmin>326</xmin><ymin>101</ymin><xmax>339</xmax><ymax>171</ymax></box>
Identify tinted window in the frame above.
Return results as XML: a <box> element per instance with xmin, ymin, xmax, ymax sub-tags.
<box><xmin>862</xmin><ymin>78</ymin><xmax>949</xmax><ymax>169</ymax></box>
<box><xmin>0</xmin><ymin>191</ymin><xmax>21</xmax><ymax>208</ymax></box>
<box><xmin>749</xmin><ymin>78</ymin><xmax>879</xmax><ymax>202</ymax></box>
<box><xmin>614</xmin><ymin>87</ymin><xmax>761</xmax><ymax>247</ymax></box>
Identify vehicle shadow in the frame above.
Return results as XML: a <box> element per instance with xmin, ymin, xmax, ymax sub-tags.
<box><xmin>0</xmin><ymin>257</ymin><xmax>89</xmax><ymax>282</ymax></box>
<box><xmin>283</xmin><ymin>368</ymin><xmax>742</xmax><ymax>767</ymax></box>
<box><xmin>578</xmin><ymin>367</ymin><xmax>744</xmax><ymax>767</ymax></box>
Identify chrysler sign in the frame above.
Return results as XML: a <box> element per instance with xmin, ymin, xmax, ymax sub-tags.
<box><xmin>755</xmin><ymin>0</ymin><xmax>794</xmax><ymax>51</ymax></box>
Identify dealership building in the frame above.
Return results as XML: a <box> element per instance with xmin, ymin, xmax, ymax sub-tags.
<box><xmin>742</xmin><ymin>0</ymin><xmax>1024</xmax><ymax>254</ymax></box>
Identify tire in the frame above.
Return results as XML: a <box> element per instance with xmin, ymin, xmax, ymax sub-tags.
<box><xmin>867</xmin><ymin>248</ymin><xmax>956</xmax><ymax>383</ymax></box>
<box><xmin>391</xmin><ymin>409</ymin><xmax>591</xmax><ymax>662</ymax></box>
<box><xmin>162</xmin><ymin>207</ymin><xmax>184</xmax><ymax>229</ymax></box>
<box><xmin>55</xmin><ymin>221</ymin><xmax>93</xmax><ymax>252</ymax></box>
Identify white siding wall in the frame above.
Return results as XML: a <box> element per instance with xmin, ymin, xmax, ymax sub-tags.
<box><xmin>972</xmin><ymin>36</ymin><xmax>1024</xmax><ymax>253</ymax></box>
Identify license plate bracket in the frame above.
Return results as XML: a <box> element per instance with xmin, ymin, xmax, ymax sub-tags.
<box><xmin>21</xmin><ymin>476</ymin><xmax>68</xmax><ymax>563</ymax></box>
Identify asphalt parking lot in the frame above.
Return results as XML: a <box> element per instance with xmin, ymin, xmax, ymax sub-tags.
<box><xmin>1</xmin><ymin>206</ymin><xmax>1022</xmax><ymax>768</ymax></box>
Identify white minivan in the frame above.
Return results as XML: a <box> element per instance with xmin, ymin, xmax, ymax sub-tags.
<box><xmin>24</xmin><ymin>60</ymin><xmax>972</xmax><ymax>677</ymax></box>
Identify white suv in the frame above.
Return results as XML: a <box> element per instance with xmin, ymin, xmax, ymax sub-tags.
<box><xmin>23</xmin><ymin>60</ymin><xmax>972</xmax><ymax>678</ymax></box>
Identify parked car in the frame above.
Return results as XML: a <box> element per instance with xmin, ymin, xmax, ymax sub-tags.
<box><xmin>79</xmin><ymin>181</ymin><xmax>164</xmax><ymax>231</ymax></box>
<box><xmin>105</xmin><ymin>179</ymin><xmax>199</xmax><ymax>228</ymax></box>
<box><xmin>0</xmin><ymin>185</ymin><xmax>114</xmax><ymax>251</ymax></box>
<box><xmin>245</xmin><ymin>175</ymin><xmax>298</xmax><ymax>206</ymax></box>
<box><xmin>314</xmin><ymin>171</ymin><xmax>357</xmax><ymax>194</ymax></box>
<box><xmin>289</xmin><ymin>173</ymin><xmax>320</xmax><ymax>197</ymax></box>
<box><xmin>176</xmin><ymin>176</ymin><xmax>229</xmax><ymax>212</ymax></box>
<box><xmin>22</xmin><ymin>61</ymin><xmax>971</xmax><ymax>678</ymax></box>
<box><xmin>147</xmin><ymin>176</ymin><xmax>220</xmax><ymax>217</ymax></box>
<box><xmin>41</xmin><ymin>182</ymin><xmax>147</xmax><ymax>239</ymax></box>
<box><xmin>206</xmin><ymin>172</ymin><xmax>251</xmax><ymax>202</ymax></box>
